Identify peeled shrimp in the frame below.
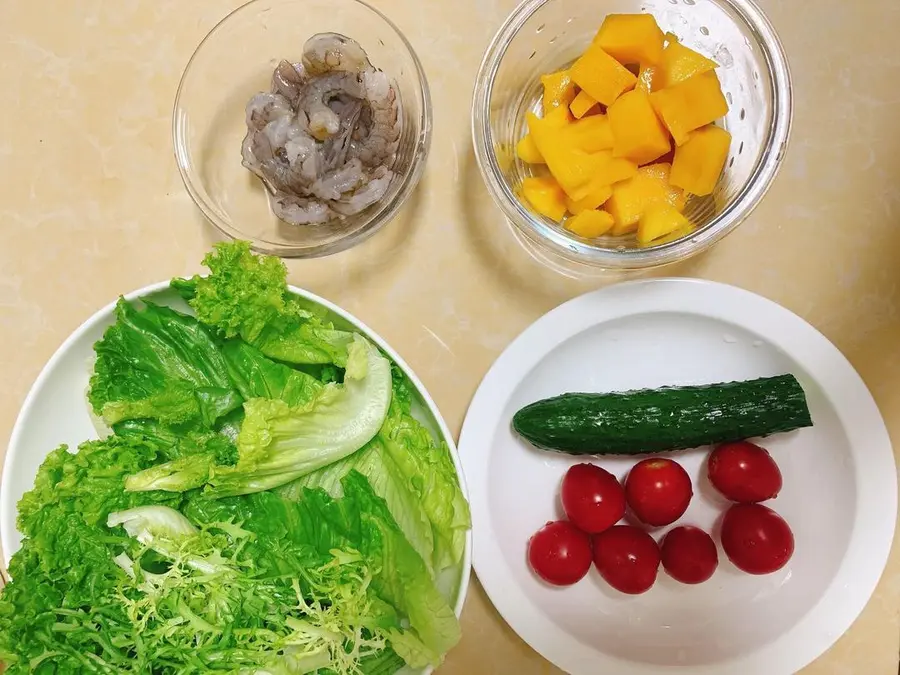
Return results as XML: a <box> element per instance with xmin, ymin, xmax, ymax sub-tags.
<box><xmin>240</xmin><ymin>33</ymin><xmax>401</xmax><ymax>226</ymax></box>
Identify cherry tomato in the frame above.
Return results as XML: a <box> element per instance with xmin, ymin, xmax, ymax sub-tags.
<box><xmin>660</xmin><ymin>526</ymin><xmax>718</xmax><ymax>584</ymax></box>
<box><xmin>625</xmin><ymin>458</ymin><xmax>693</xmax><ymax>526</ymax></box>
<box><xmin>708</xmin><ymin>441</ymin><xmax>783</xmax><ymax>503</ymax></box>
<box><xmin>721</xmin><ymin>503</ymin><xmax>794</xmax><ymax>574</ymax></box>
<box><xmin>560</xmin><ymin>464</ymin><xmax>626</xmax><ymax>534</ymax></box>
<box><xmin>592</xmin><ymin>525</ymin><xmax>661</xmax><ymax>594</ymax></box>
<box><xmin>528</xmin><ymin>520</ymin><xmax>593</xmax><ymax>586</ymax></box>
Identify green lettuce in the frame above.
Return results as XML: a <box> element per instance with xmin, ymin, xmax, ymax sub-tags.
<box><xmin>283</xmin><ymin>372</ymin><xmax>470</xmax><ymax>573</ymax></box>
<box><xmin>89</xmin><ymin>299</ymin><xmax>242</xmax><ymax>428</ymax></box>
<box><xmin>125</xmin><ymin>335</ymin><xmax>392</xmax><ymax>496</ymax></box>
<box><xmin>173</xmin><ymin>241</ymin><xmax>354</xmax><ymax>366</ymax></box>
<box><xmin>1</xmin><ymin>441</ymin><xmax>443</xmax><ymax>673</ymax></box>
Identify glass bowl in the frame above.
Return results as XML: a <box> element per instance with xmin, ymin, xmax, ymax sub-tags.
<box><xmin>173</xmin><ymin>0</ymin><xmax>431</xmax><ymax>258</ymax></box>
<box><xmin>472</xmin><ymin>0</ymin><xmax>791</xmax><ymax>270</ymax></box>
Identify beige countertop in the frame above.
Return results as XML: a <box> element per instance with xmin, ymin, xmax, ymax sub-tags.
<box><xmin>1</xmin><ymin>0</ymin><xmax>899</xmax><ymax>673</ymax></box>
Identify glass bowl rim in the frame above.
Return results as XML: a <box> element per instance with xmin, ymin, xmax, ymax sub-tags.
<box><xmin>470</xmin><ymin>0</ymin><xmax>793</xmax><ymax>270</ymax></box>
<box><xmin>172</xmin><ymin>0</ymin><xmax>433</xmax><ymax>258</ymax></box>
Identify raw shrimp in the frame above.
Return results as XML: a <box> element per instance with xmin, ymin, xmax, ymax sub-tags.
<box><xmin>240</xmin><ymin>33</ymin><xmax>402</xmax><ymax>226</ymax></box>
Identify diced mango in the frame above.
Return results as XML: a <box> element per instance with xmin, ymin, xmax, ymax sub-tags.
<box><xmin>516</xmin><ymin>134</ymin><xmax>545</xmax><ymax>164</ymax></box>
<box><xmin>639</xmin><ymin>223</ymin><xmax>696</xmax><ymax>247</ymax></box>
<box><xmin>559</xmin><ymin>115</ymin><xmax>614</xmax><ymax>153</ymax></box>
<box><xmin>543</xmin><ymin>105</ymin><xmax>574</xmax><ymax>127</ymax></box>
<box><xmin>522</xmin><ymin>176</ymin><xmax>567</xmax><ymax>221</ymax></box>
<box><xmin>637</xmin><ymin>64</ymin><xmax>656</xmax><ymax>93</ymax></box>
<box><xmin>570</xmin><ymin>42</ymin><xmax>637</xmax><ymax>106</ymax></box>
<box><xmin>591</xmin><ymin>151</ymin><xmax>639</xmax><ymax>187</ymax></box>
<box><xmin>608</xmin><ymin>90</ymin><xmax>670</xmax><ymax>165</ymax></box>
<box><xmin>565</xmin><ymin>210</ymin><xmax>615</xmax><ymax>238</ymax></box>
<box><xmin>570</xmin><ymin>90</ymin><xmax>600</xmax><ymax>119</ymax></box>
<box><xmin>606</xmin><ymin>162</ymin><xmax>686</xmax><ymax>235</ymax></box>
<box><xmin>670</xmin><ymin>125</ymin><xmax>732</xmax><ymax>195</ymax></box>
<box><xmin>527</xmin><ymin>112</ymin><xmax>608</xmax><ymax>199</ymax></box>
<box><xmin>637</xmin><ymin>203</ymin><xmax>692</xmax><ymax>244</ymax></box>
<box><xmin>594</xmin><ymin>14</ymin><xmax>665</xmax><ymax>65</ymax></box>
<box><xmin>565</xmin><ymin>180</ymin><xmax>613</xmax><ymax>213</ymax></box>
<box><xmin>657</xmin><ymin>35</ymin><xmax>718</xmax><ymax>89</ymax></box>
<box><xmin>650</xmin><ymin>71</ymin><xmax>729</xmax><ymax>145</ymax></box>
<box><xmin>541</xmin><ymin>70</ymin><xmax>577</xmax><ymax>115</ymax></box>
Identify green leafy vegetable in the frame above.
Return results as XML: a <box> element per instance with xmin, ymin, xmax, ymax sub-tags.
<box><xmin>173</xmin><ymin>241</ymin><xmax>354</xmax><ymax>366</ymax></box>
<box><xmin>89</xmin><ymin>299</ymin><xmax>242</xmax><ymax>427</ymax></box>
<box><xmin>125</xmin><ymin>334</ymin><xmax>392</xmax><ymax>497</ymax></box>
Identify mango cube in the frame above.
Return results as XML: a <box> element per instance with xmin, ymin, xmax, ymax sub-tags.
<box><xmin>657</xmin><ymin>36</ymin><xmax>718</xmax><ymax>89</ymax></box>
<box><xmin>670</xmin><ymin>125</ymin><xmax>732</xmax><ymax>195</ymax></box>
<box><xmin>565</xmin><ymin>210</ymin><xmax>615</xmax><ymax>238</ymax></box>
<box><xmin>592</xmin><ymin>151</ymin><xmax>639</xmax><ymax>186</ymax></box>
<box><xmin>559</xmin><ymin>115</ymin><xmax>614</xmax><ymax>153</ymax></box>
<box><xmin>637</xmin><ymin>203</ymin><xmax>692</xmax><ymax>244</ymax></box>
<box><xmin>570</xmin><ymin>90</ymin><xmax>600</xmax><ymax>119</ymax></box>
<box><xmin>541</xmin><ymin>70</ymin><xmax>577</xmax><ymax>115</ymax></box>
<box><xmin>637</xmin><ymin>64</ymin><xmax>656</xmax><ymax>93</ymax></box>
<box><xmin>516</xmin><ymin>134</ymin><xmax>544</xmax><ymax>164</ymax></box>
<box><xmin>527</xmin><ymin>112</ymin><xmax>607</xmax><ymax>199</ymax></box>
<box><xmin>522</xmin><ymin>176</ymin><xmax>567</xmax><ymax>221</ymax></box>
<box><xmin>606</xmin><ymin>162</ymin><xmax>686</xmax><ymax>234</ymax></box>
<box><xmin>565</xmin><ymin>180</ymin><xmax>613</xmax><ymax>214</ymax></box>
<box><xmin>608</xmin><ymin>90</ymin><xmax>670</xmax><ymax>165</ymax></box>
<box><xmin>650</xmin><ymin>71</ymin><xmax>729</xmax><ymax>145</ymax></box>
<box><xmin>570</xmin><ymin>42</ymin><xmax>637</xmax><ymax>106</ymax></box>
<box><xmin>594</xmin><ymin>14</ymin><xmax>665</xmax><ymax>65</ymax></box>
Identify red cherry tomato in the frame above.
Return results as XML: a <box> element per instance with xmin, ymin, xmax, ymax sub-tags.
<box><xmin>721</xmin><ymin>503</ymin><xmax>794</xmax><ymax>574</ymax></box>
<box><xmin>592</xmin><ymin>525</ymin><xmax>661</xmax><ymax>594</ymax></box>
<box><xmin>708</xmin><ymin>441</ymin><xmax>783</xmax><ymax>503</ymax></box>
<box><xmin>625</xmin><ymin>458</ymin><xmax>693</xmax><ymax>526</ymax></box>
<box><xmin>560</xmin><ymin>464</ymin><xmax>626</xmax><ymax>534</ymax></box>
<box><xmin>660</xmin><ymin>526</ymin><xmax>718</xmax><ymax>584</ymax></box>
<box><xmin>528</xmin><ymin>520</ymin><xmax>593</xmax><ymax>586</ymax></box>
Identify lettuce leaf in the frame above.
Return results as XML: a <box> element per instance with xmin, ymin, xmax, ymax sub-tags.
<box><xmin>283</xmin><ymin>372</ymin><xmax>470</xmax><ymax>573</ymax></box>
<box><xmin>173</xmin><ymin>241</ymin><xmax>354</xmax><ymax>366</ymax></box>
<box><xmin>186</xmin><ymin>471</ymin><xmax>461</xmax><ymax>668</ymax></box>
<box><xmin>125</xmin><ymin>335</ymin><xmax>392</xmax><ymax>496</ymax></box>
<box><xmin>88</xmin><ymin>299</ymin><xmax>242</xmax><ymax>428</ymax></box>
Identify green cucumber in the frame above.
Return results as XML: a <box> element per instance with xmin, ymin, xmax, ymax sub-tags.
<box><xmin>512</xmin><ymin>374</ymin><xmax>812</xmax><ymax>455</ymax></box>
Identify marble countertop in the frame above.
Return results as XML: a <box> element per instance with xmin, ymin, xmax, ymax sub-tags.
<box><xmin>1</xmin><ymin>0</ymin><xmax>898</xmax><ymax>672</ymax></box>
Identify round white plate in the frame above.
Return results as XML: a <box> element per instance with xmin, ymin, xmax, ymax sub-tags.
<box><xmin>458</xmin><ymin>278</ymin><xmax>896</xmax><ymax>675</ymax></box>
<box><xmin>0</xmin><ymin>282</ymin><xmax>471</xmax><ymax>674</ymax></box>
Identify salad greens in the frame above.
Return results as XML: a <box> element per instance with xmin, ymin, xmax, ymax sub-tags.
<box><xmin>0</xmin><ymin>241</ymin><xmax>470</xmax><ymax>674</ymax></box>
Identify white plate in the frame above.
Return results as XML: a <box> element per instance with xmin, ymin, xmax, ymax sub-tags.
<box><xmin>0</xmin><ymin>282</ymin><xmax>472</xmax><ymax>675</ymax></box>
<box><xmin>458</xmin><ymin>278</ymin><xmax>896</xmax><ymax>675</ymax></box>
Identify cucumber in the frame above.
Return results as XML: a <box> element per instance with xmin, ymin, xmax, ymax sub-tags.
<box><xmin>512</xmin><ymin>374</ymin><xmax>812</xmax><ymax>455</ymax></box>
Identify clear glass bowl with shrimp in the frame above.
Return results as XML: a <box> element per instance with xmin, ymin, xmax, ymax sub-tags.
<box><xmin>174</xmin><ymin>0</ymin><xmax>431</xmax><ymax>258</ymax></box>
<box><xmin>471</xmin><ymin>0</ymin><xmax>792</xmax><ymax>272</ymax></box>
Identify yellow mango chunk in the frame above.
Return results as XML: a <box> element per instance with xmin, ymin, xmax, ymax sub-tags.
<box><xmin>527</xmin><ymin>112</ymin><xmax>607</xmax><ymax>199</ymax></box>
<box><xmin>670</xmin><ymin>125</ymin><xmax>732</xmax><ymax>195</ymax></box>
<box><xmin>639</xmin><ymin>223</ymin><xmax>696</xmax><ymax>247</ymax></box>
<box><xmin>543</xmin><ymin>105</ymin><xmax>573</xmax><ymax>126</ymax></box>
<box><xmin>608</xmin><ymin>90</ymin><xmax>671</xmax><ymax>165</ymax></box>
<box><xmin>637</xmin><ymin>64</ymin><xmax>656</xmax><ymax>93</ymax></box>
<box><xmin>657</xmin><ymin>36</ymin><xmax>718</xmax><ymax>89</ymax></box>
<box><xmin>570</xmin><ymin>42</ymin><xmax>637</xmax><ymax>107</ymax></box>
<box><xmin>566</xmin><ymin>210</ymin><xmax>615</xmax><ymax>238</ymax></box>
<box><xmin>522</xmin><ymin>176</ymin><xmax>567</xmax><ymax>221</ymax></box>
<box><xmin>637</xmin><ymin>203</ymin><xmax>692</xmax><ymax>244</ymax></box>
<box><xmin>594</xmin><ymin>14</ymin><xmax>665</xmax><ymax>65</ymax></box>
<box><xmin>559</xmin><ymin>115</ymin><xmax>614</xmax><ymax>153</ymax></box>
<box><xmin>541</xmin><ymin>70</ymin><xmax>577</xmax><ymax>115</ymax></box>
<box><xmin>570</xmin><ymin>90</ymin><xmax>600</xmax><ymax>119</ymax></box>
<box><xmin>607</xmin><ymin>163</ymin><xmax>686</xmax><ymax>235</ymax></box>
<box><xmin>565</xmin><ymin>180</ymin><xmax>613</xmax><ymax>214</ymax></box>
<box><xmin>650</xmin><ymin>71</ymin><xmax>729</xmax><ymax>145</ymax></box>
<box><xmin>516</xmin><ymin>134</ymin><xmax>545</xmax><ymax>164</ymax></box>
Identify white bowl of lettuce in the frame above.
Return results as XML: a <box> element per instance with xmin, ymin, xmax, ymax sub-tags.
<box><xmin>0</xmin><ymin>242</ymin><xmax>471</xmax><ymax>675</ymax></box>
